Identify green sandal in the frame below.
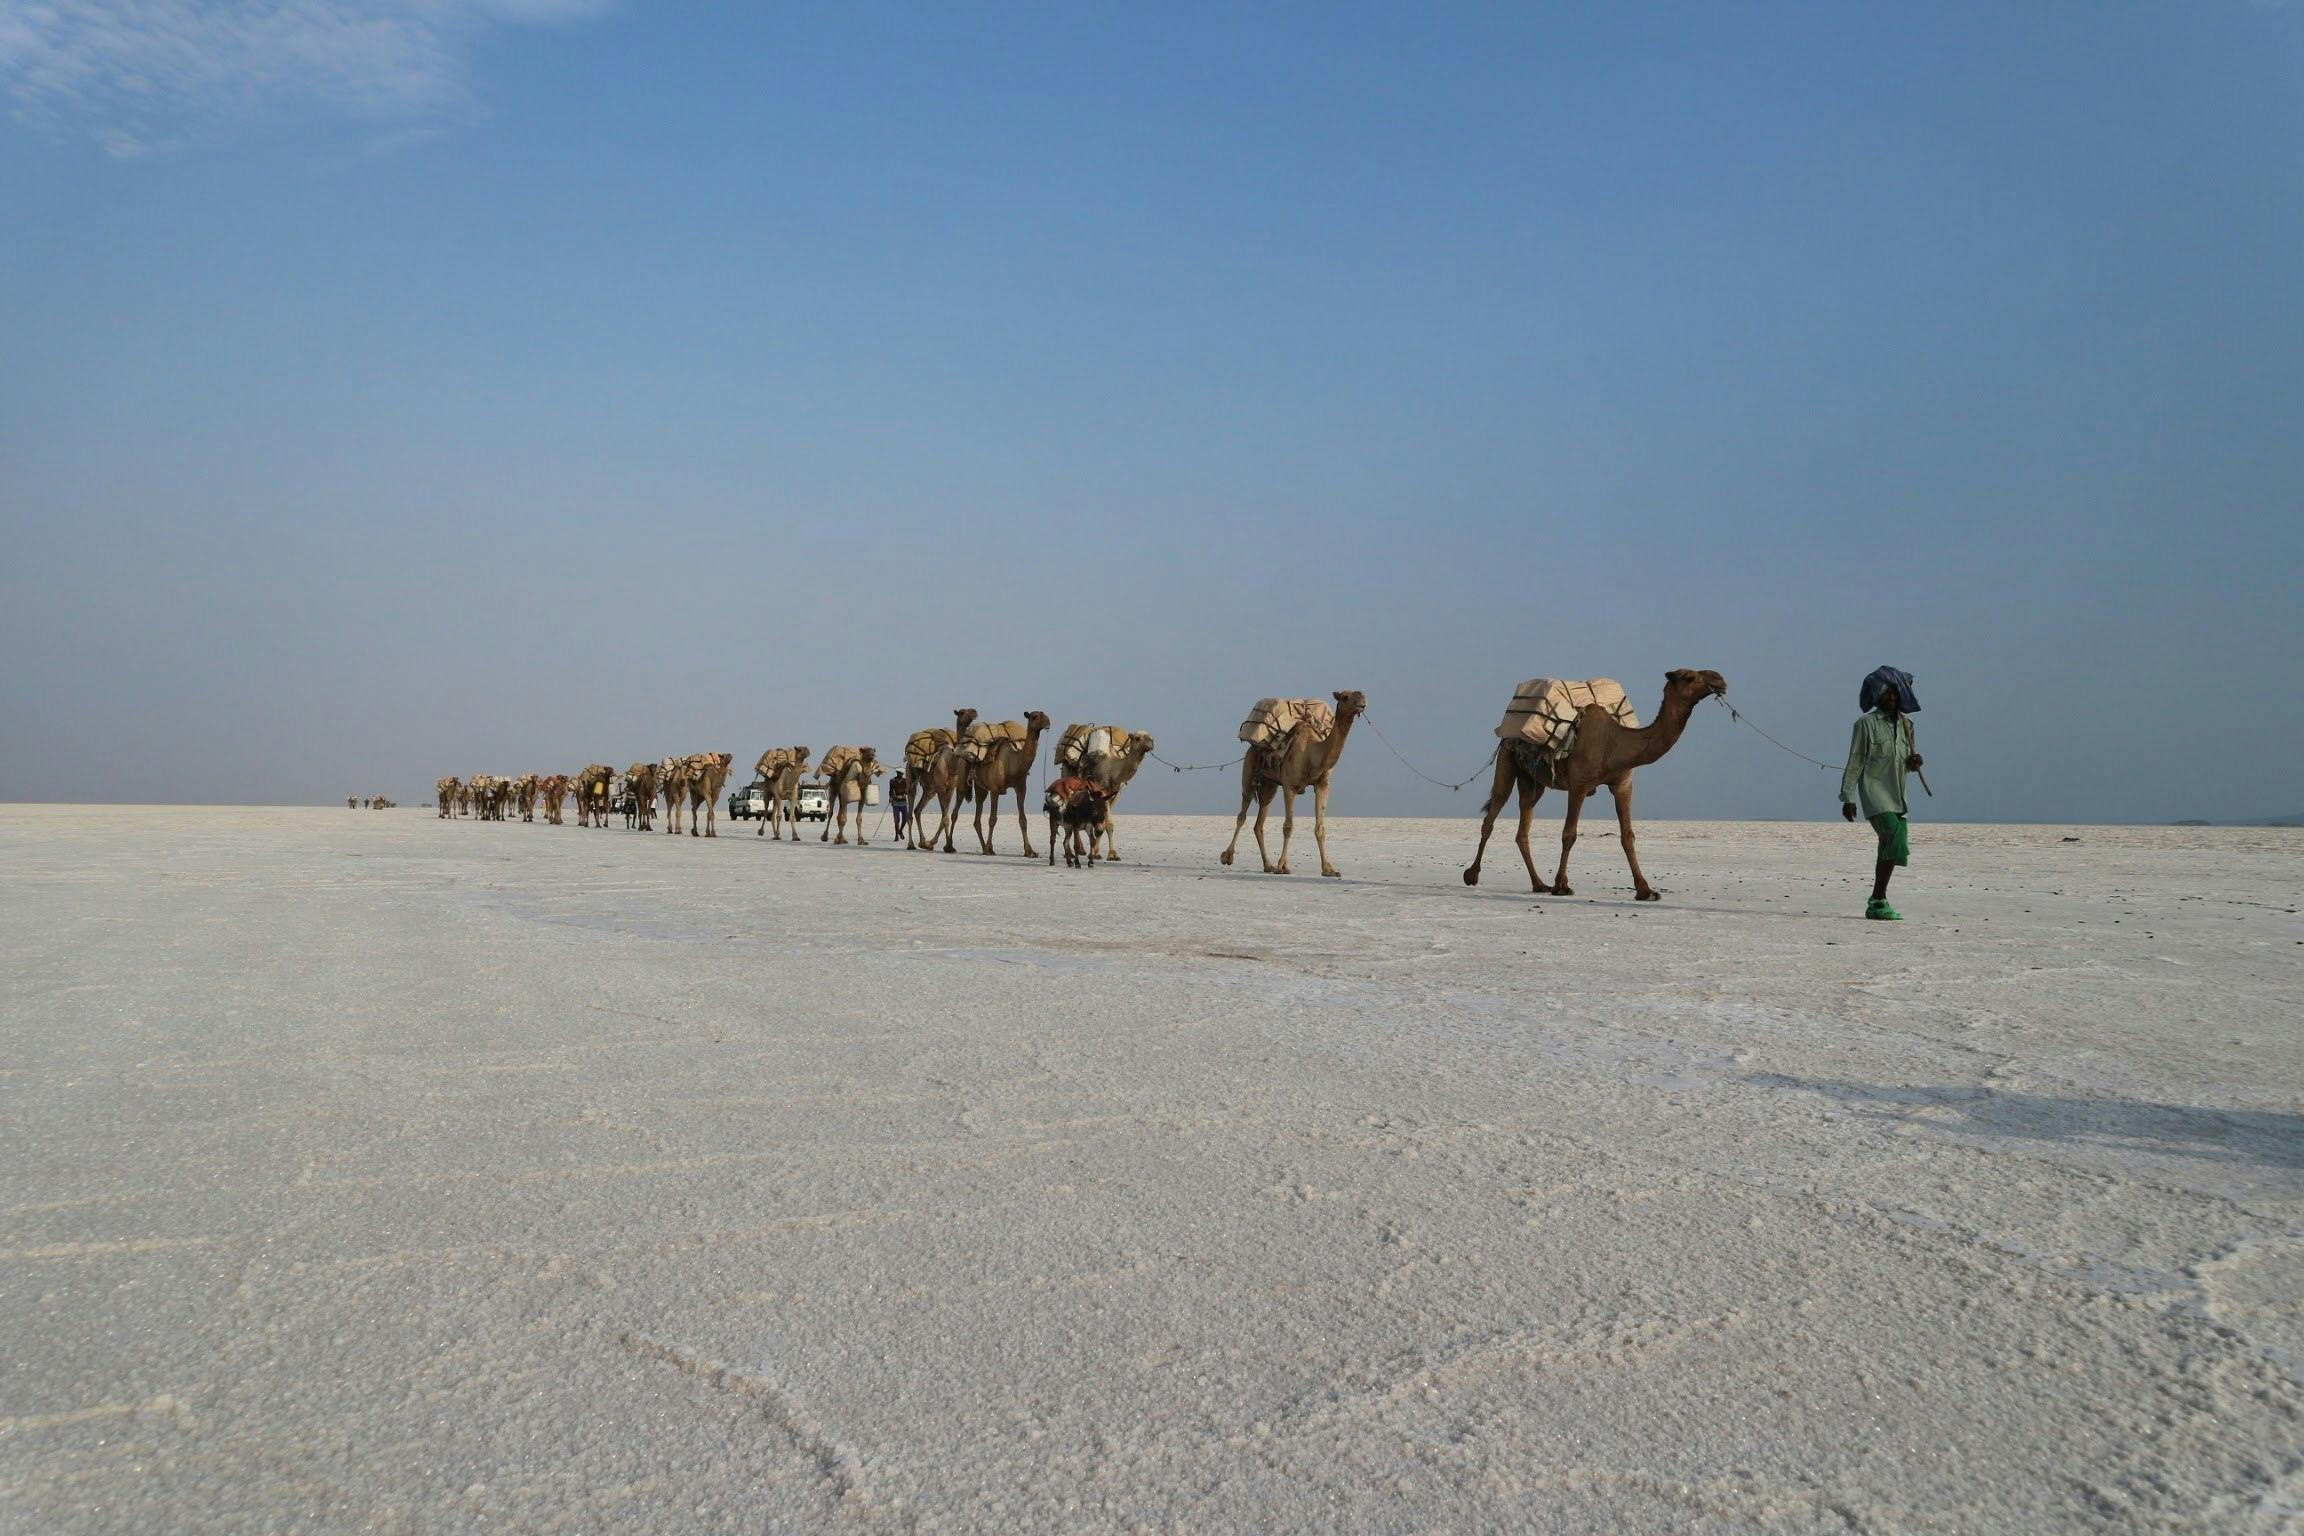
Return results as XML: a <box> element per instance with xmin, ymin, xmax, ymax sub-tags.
<box><xmin>1865</xmin><ymin>898</ymin><xmax>1902</xmax><ymax>921</ymax></box>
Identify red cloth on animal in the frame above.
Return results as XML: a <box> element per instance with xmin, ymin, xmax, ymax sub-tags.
<box><xmin>1048</xmin><ymin>777</ymin><xmax>1105</xmax><ymax>800</ymax></box>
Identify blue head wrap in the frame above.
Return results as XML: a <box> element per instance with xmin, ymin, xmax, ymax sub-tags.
<box><xmin>1861</xmin><ymin>666</ymin><xmax>1919</xmax><ymax>714</ymax></box>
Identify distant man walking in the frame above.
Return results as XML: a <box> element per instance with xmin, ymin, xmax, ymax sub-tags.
<box><xmin>887</xmin><ymin>769</ymin><xmax>910</xmax><ymax>841</ymax></box>
<box><xmin>1841</xmin><ymin>666</ymin><xmax>1924</xmax><ymax>921</ymax></box>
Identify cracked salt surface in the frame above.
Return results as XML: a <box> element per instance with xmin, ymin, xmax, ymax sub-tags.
<box><xmin>1</xmin><ymin>806</ymin><xmax>2299</xmax><ymax>1532</ymax></box>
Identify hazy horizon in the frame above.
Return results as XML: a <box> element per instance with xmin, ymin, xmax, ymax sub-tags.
<box><xmin>5</xmin><ymin>3</ymin><xmax>2299</xmax><ymax>824</ymax></box>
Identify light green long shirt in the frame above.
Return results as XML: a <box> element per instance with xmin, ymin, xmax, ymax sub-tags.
<box><xmin>1840</xmin><ymin>710</ymin><xmax>1914</xmax><ymax>819</ymax></box>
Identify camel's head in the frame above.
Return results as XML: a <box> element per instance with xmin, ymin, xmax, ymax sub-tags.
<box><xmin>1129</xmin><ymin>731</ymin><xmax>1155</xmax><ymax>757</ymax></box>
<box><xmin>860</xmin><ymin>747</ymin><xmax>882</xmax><ymax>774</ymax></box>
<box><xmin>954</xmin><ymin>707</ymin><xmax>979</xmax><ymax>731</ymax></box>
<box><xmin>1025</xmin><ymin>710</ymin><xmax>1051</xmax><ymax>732</ymax></box>
<box><xmin>1333</xmin><ymin>689</ymin><xmax>1368</xmax><ymax>717</ymax></box>
<box><xmin>1667</xmin><ymin>669</ymin><xmax>1728</xmax><ymax>702</ymax></box>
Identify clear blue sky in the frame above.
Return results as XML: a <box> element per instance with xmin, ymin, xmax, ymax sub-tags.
<box><xmin>3</xmin><ymin>1</ymin><xmax>2299</xmax><ymax>821</ymax></box>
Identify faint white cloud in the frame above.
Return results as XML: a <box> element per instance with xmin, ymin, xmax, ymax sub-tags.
<box><xmin>0</xmin><ymin>0</ymin><xmax>611</xmax><ymax>148</ymax></box>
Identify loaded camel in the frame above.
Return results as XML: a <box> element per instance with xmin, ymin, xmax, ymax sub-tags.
<box><xmin>513</xmin><ymin>773</ymin><xmax>540</xmax><ymax>822</ymax></box>
<box><xmin>576</xmin><ymin>765</ymin><xmax>615</xmax><ymax>828</ymax></box>
<box><xmin>684</xmin><ymin>752</ymin><xmax>734</xmax><ymax>837</ymax></box>
<box><xmin>1220</xmin><ymin>691</ymin><xmax>1366</xmax><ymax>877</ymax></box>
<box><xmin>1053</xmin><ymin>724</ymin><xmax>1156</xmax><ymax>862</ymax></box>
<box><xmin>901</xmin><ymin>709</ymin><xmax>978</xmax><ymax>853</ymax></box>
<box><xmin>817</xmin><ymin>747</ymin><xmax>882</xmax><ymax>845</ymax></box>
<box><xmin>538</xmin><ymin>775</ymin><xmax>569</xmax><ymax>825</ymax></box>
<box><xmin>435</xmin><ymin>778</ymin><xmax>460</xmax><ymax>818</ymax></box>
<box><xmin>964</xmin><ymin>711</ymin><xmax>1051</xmax><ymax>858</ymax></box>
<box><xmin>625</xmin><ymin>762</ymin><xmax>660</xmax><ymax>831</ymax></box>
<box><xmin>1462</xmin><ymin>669</ymin><xmax>1728</xmax><ymax>901</ymax></box>
<box><xmin>658</xmin><ymin>757</ymin><xmax>695</xmax><ymax>835</ymax></box>
<box><xmin>752</xmin><ymin>747</ymin><xmax>812</xmax><ymax>841</ymax></box>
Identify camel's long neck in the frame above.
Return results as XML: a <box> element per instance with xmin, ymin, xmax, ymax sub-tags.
<box><xmin>1627</xmin><ymin>693</ymin><xmax>1699</xmax><ymax>768</ymax></box>
<box><xmin>1322</xmin><ymin>711</ymin><xmax>1361</xmax><ymax>770</ymax></box>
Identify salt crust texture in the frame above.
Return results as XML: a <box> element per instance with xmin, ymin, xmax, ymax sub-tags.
<box><xmin>1</xmin><ymin>807</ymin><xmax>2299</xmax><ymax>1532</ymax></box>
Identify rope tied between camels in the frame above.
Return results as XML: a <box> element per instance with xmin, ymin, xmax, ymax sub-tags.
<box><xmin>1361</xmin><ymin>715</ymin><xmax>1498</xmax><ymax>792</ymax></box>
<box><xmin>1149</xmin><ymin>749</ymin><xmax>1245</xmax><ymax>774</ymax></box>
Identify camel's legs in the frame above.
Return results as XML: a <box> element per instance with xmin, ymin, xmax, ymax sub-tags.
<box><xmin>1512</xmin><ymin>778</ymin><xmax>1551</xmax><ymax>893</ymax></box>
<box><xmin>1461</xmin><ymin>753</ymin><xmax>1520</xmax><ymax>886</ymax></box>
<box><xmin>928</xmin><ymin>780</ymin><xmax>952</xmax><ymax>851</ymax></box>
<box><xmin>1220</xmin><ymin>761</ymin><xmax>1258</xmax><ymax>867</ymax></box>
<box><xmin>1552</xmin><ymin>785</ymin><xmax>1594</xmax><ymax>895</ymax></box>
<box><xmin>1012</xmin><ymin>785</ymin><xmax>1035</xmax><ymax>859</ymax></box>
<box><xmin>856</xmin><ymin>792</ymin><xmax>869</xmax><ymax>845</ymax></box>
<box><xmin>1272</xmin><ymin>786</ymin><xmax>1296</xmax><ymax>874</ymax></box>
<box><xmin>1610</xmin><ymin>778</ymin><xmax>1657</xmax><ymax>900</ymax></box>
<box><xmin>1313</xmin><ymin>775</ymin><xmax>1339</xmax><ymax>878</ymax></box>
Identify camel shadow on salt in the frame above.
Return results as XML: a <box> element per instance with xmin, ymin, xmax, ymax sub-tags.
<box><xmin>1753</xmin><ymin>1074</ymin><xmax>2304</xmax><ymax>1171</ymax></box>
<box><xmin>863</xmin><ymin>841</ymin><xmax>1820</xmax><ymax>915</ymax></box>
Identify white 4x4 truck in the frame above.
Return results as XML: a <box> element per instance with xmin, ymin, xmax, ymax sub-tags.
<box><xmin>795</xmin><ymin>785</ymin><xmax>830</xmax><ymax>821</ymax></box>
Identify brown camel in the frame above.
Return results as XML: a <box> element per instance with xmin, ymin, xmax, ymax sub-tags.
<box><xmin>685</xmin><ymin>752</ymin><xmax>733</xmax><ymax>837</ymax></box>
<box><xmin>455</xmin><ymin>780</ymin><xmax>475</xmax><ymax>817</ymax></box>
<box><xmin>468</xmin><ymin>775</ymin><xmax>503</xmax><ymax>821</ymax></box>
<box><xmin>625</xmin><ymin>762</ymin><xmax>660</xmax><ymax>831</ymax></box>
<box><xmin>658</xmin><ymin>757</ymin><xmax>696</xmax><ymax>835</ymax></box>
<box><xmin>752</xmin><ymin>747</ymin><xmax>813</xmax><ymax>841</ymax></box>
<box><xmin>576</xmin><ymin>765</ymin><xmax>615</xmax><ymax>828</ymax></box>
<box><xmin>1462</xmin><ymin>669</ymin><xmax>1728</xmax><ymax>900</ymax></box>
<box><xmin>962</xmin><ymin>711</ymin><xmax>1051</xmax><ymax>857</ymax></box>
<box><xmin>1220</xmin><ymin>691</ymin><xmax>1366</xmax><ymax>877</ymax></box>
<box><xmin>538</xmin><ymin>775</ymin><xmax>570</xmax><ymax>825</ymax></box>
<box><xmin>817</xmin><ymin>747</ymin><xmax>882</xmax><ymax>845</ymax></box>
<box><xmin>901</xmin><ymin>708</ymin><xmax>978</xmax><ymax>852</ymax></box>
<box><xmin>1054</xmin><ymin>724</ymin><xmax>1157</xmax><ymax>862</ymax></box>
<box><xmin>435</xmin><ymin>778</ymin><xmax>460</xmax><ymax>818</ymax></box>
<box><xmin>513</xmin><ymin>773</ymin><xmax>540</xmax><ymax>822</ymax></box>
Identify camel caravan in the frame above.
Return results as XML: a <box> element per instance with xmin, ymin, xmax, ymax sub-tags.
<box><xmin>419</xmin><ymin>668</ymin><xmax>1729</xmax><ymax>895</ymax></box>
